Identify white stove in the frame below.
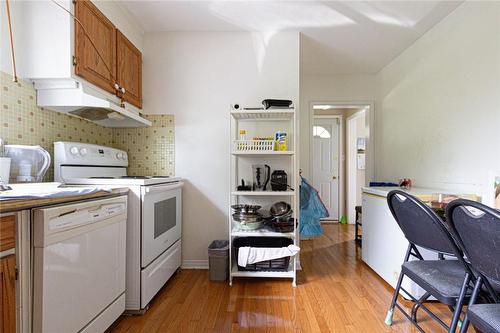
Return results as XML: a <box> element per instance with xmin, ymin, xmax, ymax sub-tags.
<box><xmin>54</xmin><ymin>141</ymin><xmax>179</xmax><ymax>186</ymax></box>
<box><xmin>54</xmin><ymin>141</ymin><xmax>183</xmax><ymax>313</ymax></box>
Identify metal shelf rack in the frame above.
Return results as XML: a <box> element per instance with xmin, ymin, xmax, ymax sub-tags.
<box><xmin>229</xmin><ymin>108</ymin><xmax>298</xmax><ymax>286</ymax></box>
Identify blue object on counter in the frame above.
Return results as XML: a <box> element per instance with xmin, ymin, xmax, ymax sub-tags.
<box><xmin>300</xmin><ymin>176</ymin><xmax>329</xmax><ymax>239</ymax></box>
<box><xmin>369</xmin><ymin>182</ymin><xmax>399</xmax><ymax>187</ymax></box>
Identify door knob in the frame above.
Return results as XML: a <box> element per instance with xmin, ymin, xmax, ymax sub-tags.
<box><xmin>332</xmin><ymin>176</ymin><xmax>337</xmax><ymax>180</ymax></box>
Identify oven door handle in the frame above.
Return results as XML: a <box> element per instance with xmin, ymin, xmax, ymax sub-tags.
<box><xmin>144</xmin><ymin>182</ymin><xmax>183</xmax><ymax>194</ymax></box>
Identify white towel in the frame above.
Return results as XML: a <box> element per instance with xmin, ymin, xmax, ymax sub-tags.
<box><xmin>238</xmin><ymin>245</ymin><xmax>300</xmax><ymax>267</ymax></box>
<box><xmin>0</xmin><ymin>183</ymin><xmax>110</xmax><ymax>200</ymax></box>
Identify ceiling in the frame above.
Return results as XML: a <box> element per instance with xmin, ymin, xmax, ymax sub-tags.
<box><xmin>119</xmin><ymin>1</ymin><xmax>463</xmax><ymax>75</ymax></box>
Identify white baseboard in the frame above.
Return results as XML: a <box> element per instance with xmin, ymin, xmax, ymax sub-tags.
<box><xmin>181</xmin><ymin>260</ymin><xmax>209</xmax><ymax>269</ymax></box>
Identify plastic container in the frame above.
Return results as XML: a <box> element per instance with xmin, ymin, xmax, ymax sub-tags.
<box><xmin>0</xmin><ymin>157</ymin><xmax>11</xmax><ymax>184</ymax></box>
<box><xmin>234</xmin><ymin>140</ymin><xmax>274</xmax><ymax>151</ymax></box>
<box><xmin>208</xmin><ymin>240</ymin><xmax>229</xmax><ymax>281</ymax></box>
<box><xmin>275</xmin><ymin>131</ymin><xmax>288</xmax><ymax>151</ymax></box>
<box><xmin>233</xmin><ymin>237</ymin><xmax>293</xmax><ymax>272</ymax></box>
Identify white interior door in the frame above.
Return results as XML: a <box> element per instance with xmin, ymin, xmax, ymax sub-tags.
<box><xmin>312</xmin><ymin>117</ymin><xmax>340</xmax><ymax>220</ymax></box>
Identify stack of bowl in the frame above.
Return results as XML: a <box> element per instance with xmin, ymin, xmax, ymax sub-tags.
<box><xmin>231</xmin><ymin>204</ymin><xmax>263</xmax><ymax>230</ymax></box>
<box><xmin>269</xmin><ymin>201</ymin><xmax>294</xmax><ymax>233</ymax></box>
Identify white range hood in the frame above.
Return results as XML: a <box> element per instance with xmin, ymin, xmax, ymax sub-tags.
<box><xmin>35</xmin><ymin>79</ymin><xmax>151</xmax><ymax>128</ymax></box>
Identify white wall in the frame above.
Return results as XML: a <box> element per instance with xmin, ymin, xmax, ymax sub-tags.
<box><xmin>143</xmin><ymin>32</ymin><xmax>300</xmax><ymax>263</ymax></box>
<box><xmin>375</xmin><ymin>1</ymin><xmax>500</xmax><ymax>195</ymax></box>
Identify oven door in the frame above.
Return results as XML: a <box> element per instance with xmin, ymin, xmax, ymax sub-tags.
<box><xmin>141</xmin><ymin>182</ymin><xmax>183</xmax><ymax>268</ymax></box>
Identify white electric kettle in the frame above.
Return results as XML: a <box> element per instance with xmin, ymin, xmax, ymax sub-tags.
<box><xmin>4</xmin><ymin>145</ymin><xmax>51</xmax><ymax>183</ymax></box>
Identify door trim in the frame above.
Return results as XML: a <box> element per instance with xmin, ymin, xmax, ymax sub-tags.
<box><xmin>310</xmin><ymin>114</ymin><xmax>343</xmax><ymax>221</ymax></box>
<box><xmin>347</xmin><ymin>110</ymin><xmax>366</xmax><ymax>224</ymax></box>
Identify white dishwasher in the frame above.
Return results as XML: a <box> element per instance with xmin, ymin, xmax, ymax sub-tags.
<box><xmin>32</xmin><ymin>195</ymin><xmax>127</xmax><ymax>333</ymax></box>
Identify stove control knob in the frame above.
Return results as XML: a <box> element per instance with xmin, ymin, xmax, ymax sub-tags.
<box><xmin>79</xmin><ymin>148</ymin><xmax>88</xmax><ymax>156</ymax></box>
<box><xmin>116</xmin><ymin>152</ymin><xmax>122</xmax><ymax>159</ymax></box>
<box><xmin>70</xmin><ymin>147</ymin><xmax>79</xmax><ymax>155</ymax></box>
<box><xmin>122</xmin><ymin>153</ymin><xmax>127</xmax><ymax>160</ymax></box>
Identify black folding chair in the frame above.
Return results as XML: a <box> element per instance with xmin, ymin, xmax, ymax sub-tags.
<box><xmin>467</xmin><ymin>304</ymin><xmax>500</xmax><ymax>333</ymax></box>
<box><xmin>445</xmin><ymin>199</ymin><xmax>500</xmax><ymax>333</ymax></box>
<box><xmin>385</xmin><ymin>190</ymin><xmax>474</xmax><ymax>333</ymax></box>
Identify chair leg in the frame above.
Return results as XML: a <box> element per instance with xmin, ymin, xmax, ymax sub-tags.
<box><xmin>385</xmin><ymin>271</ymin><xmax>405</xmax><ymax>326</ymax></box>
<box><xmin>411</xmin><ymin>292</ymin><xmax>430</xmax><ymax>323</ymax></box>
<box><xmin>448</xmin><ymin>274</ymin><xmax>470</xmax><ymax>333</ymax></box>
<box><xmin>459</xmin><ymin>277</ymin><xmax>482</xmax><ymax>333</ymax></box>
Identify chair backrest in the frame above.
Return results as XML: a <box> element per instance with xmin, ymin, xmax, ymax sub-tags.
<box><xmin>446</xmin><ymin>199</ymin><xmax>500</xmax><ymax>285</ymax></box>
<box><xmin>387</xmin><ymin>190</ymin><xmax>460</xmax><ymax>255</ymax></box>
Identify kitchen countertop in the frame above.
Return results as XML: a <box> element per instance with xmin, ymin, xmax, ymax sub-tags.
<box><xmin>361</xmin><ymin>186</ymin><xmax>450</xmax><ymax>199</ymax></box>
<box><xmin>362</xmin><ymin>186</ymin><xmax>481</xmax><ymax>214</ymax></box>
<box><xmin>0</xmin><ymin>187</ymin><xmax>129</xmax><ymax>213</ymax></box>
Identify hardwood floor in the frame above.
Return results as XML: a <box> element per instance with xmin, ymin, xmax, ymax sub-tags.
<box><xmin>109</xmin><ymin>224</ymin><xmax>455</xmax><ymax>333</ymax></box>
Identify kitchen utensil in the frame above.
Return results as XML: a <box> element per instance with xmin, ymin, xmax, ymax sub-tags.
<box><xmin>262</xmin><ymin>99</ymin><xmax>293</xmax><ymax>109</ymax></box>
<box><xmin>232</xmin><ymin>213</ymin><xmax>263</xmax><ymax>223</ymax></box>
<box><xmin>5</xmin><ymin>145</ymin><xmax>50</xmax><ymax>183</ymax></box>
<box><xmin>236</xmin><ymin>179</ymin><xmax>252</xmax><ymax>191</ymax></box>
<box><xmin>17</xmin><ymin>160</ymin><xmax>33</xmax><ymax>182</ymax></box>
<box><xmin>270</xmin><ymin>201</ymin><xmax>292</xmax><ymax>217</ymax></box>
<box><xmin>272</xmin><ymin>210</ymin><xmax>293</xmax><ymax>222</ymax></box>
<box><xmin>231</xmin><ymin>204</ymin><xmax>261</xmax><ymax>214</ymax></box>
<box><xmin>271</xmin><ymin>170</ymin><xmax>288</xmax><ymax>191</ymax></box>
<box><xmin>270</xmin><ymin>217</ymin><xmax>295</xmax><ymax>233</ymax></box>
<box><xmin>238</xmin><ymin>221</ymin><xmax>263</xmax><ymax>231</ymax></box>
<box><xmin>252</xmin><ymin>164</ymin><xmax>270</xmax><ymax>191</ymax></box>
<box><xmin>0</xmin><ymin>157</ymin><xmax>11</xmax><ymax>185</ymax></box>
<box><xmin>0</xmin><ymin>138</ymin><xmax>5</xmax><ymax>157</ymax></box>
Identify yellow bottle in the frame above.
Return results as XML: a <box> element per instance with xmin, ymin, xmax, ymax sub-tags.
<box><xmin>275</xmin><ymin>131</ymin><xmax>287</xmax><ymax>151</ymax></box>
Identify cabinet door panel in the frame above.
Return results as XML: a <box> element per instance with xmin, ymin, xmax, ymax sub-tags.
<box><xmin>75</xmin><ymin>0</ymin><xmax>116</xmax><ymax>94</ymax></box>
<box><xmin>0</xmin><ymin>216</ymin><xmax>15</xmax><ymax>253</ymax></box>
<box><xmin>117</xmin><ymin>30</ymin><xmax>142</xmax><ymax>109</ymax></box>
<box><xmin>0</xmin><ymin>255</ymin><xmax>16</xmax><ymax>333</ymax></box>
<box><xmin>1</xmin><ymin>214</ymin><xmax>16</xmax><ymax>333</ymax></box>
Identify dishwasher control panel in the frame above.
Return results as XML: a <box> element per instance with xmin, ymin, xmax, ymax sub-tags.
<box><xmin>49</xmin><ymin>203</ymin><xmax>126</xmax><ymax>230</ymax></box>
<box><xmin>33</xmin><ymin>196</ymin><xmax>128</xmax><ymax>247</ymax></box>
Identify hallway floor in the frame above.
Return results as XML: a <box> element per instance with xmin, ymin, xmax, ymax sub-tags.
<box><xmin>109</xmin><ymin>224</ymin><xmax>455</xmax><ymax>332</ymax></box>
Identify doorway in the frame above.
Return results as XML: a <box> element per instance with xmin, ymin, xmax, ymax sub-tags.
<box><xmin>309</xmin><ymin>102</ymin><xmax>374</xmax><ymax>224</ymax></box>
<box><xmin>312</xmin><ymin>116</ymin><xmax>341</xmax><ymax>221</ymax></box>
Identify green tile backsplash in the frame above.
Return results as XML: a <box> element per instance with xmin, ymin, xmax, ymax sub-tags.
<box><xmin>0</xmin><ymin>71</ymin><xmax>175</xmax><ymax>181</ymax></box>
<box><xmin>113</xmin><ymin>115</ymin><xmax>175</xmax><ymax>177</ymax></box>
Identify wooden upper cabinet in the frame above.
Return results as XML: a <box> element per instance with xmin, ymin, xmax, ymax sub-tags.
<box><xmin>117</xmin><ymin>31</ymin><xmax>143</xmax><ymax>109</ymax></box>
<box><xmin>74</xmin><ymin>0</ymin><xmax>117</xmax><ymax>94</ymax></box>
